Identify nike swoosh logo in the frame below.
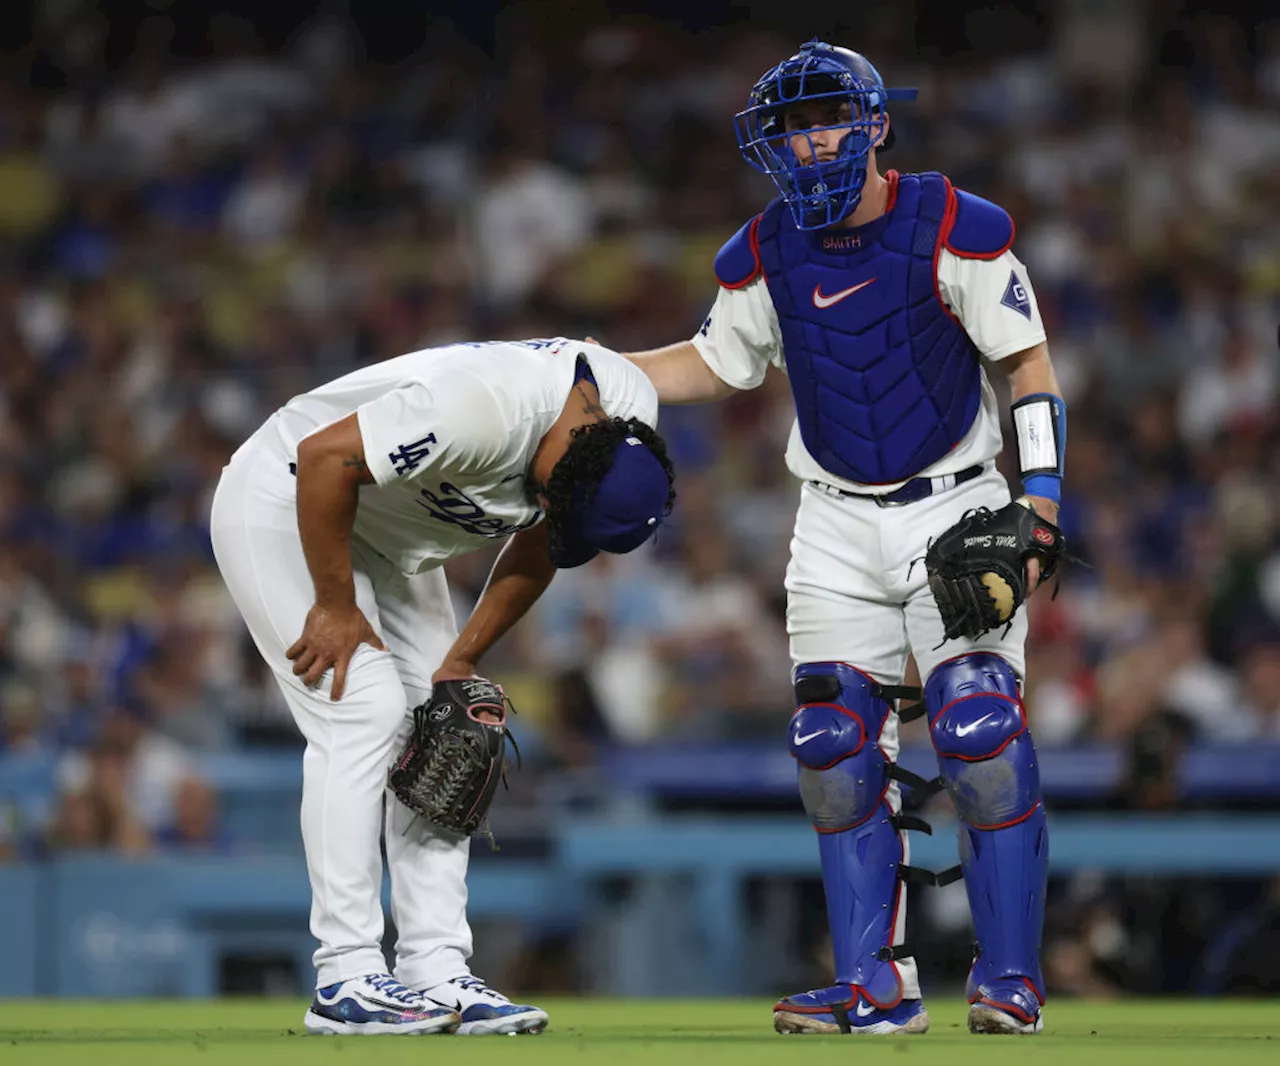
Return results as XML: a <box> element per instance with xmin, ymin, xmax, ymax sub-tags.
<box><xmin>427</xmin><ymin>997</ymin><xmax>463</xmax><ymax>1012</ymax></box>
<box><xmin>793</xmin><ymin>729</ymin><xmax>826</xmax><ymax>745</ymax></box>
<box><xmin>955</xmin><ymin>713</ymin><xmax>995</xmax><ymax>738</ymax></box>
<box><xmin>855</xmin><ymin>1000</ymin><xmax>877</xmax><ymax>1018</ymax></box>
<box><xmin>812</xmin><ymin>277</ymin><xmax>876</xmax><ymax>309</ymax></box>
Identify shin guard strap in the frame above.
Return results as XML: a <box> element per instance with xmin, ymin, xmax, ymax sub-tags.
<box><xmin>886</xmin><ymin>765</ymin><xmax>946</xmax><ymax>797</ymax></box>
<box><xmin>899</xmin><ymin>863</ymin><xmax>963</xmax><ymax>887</ymax></box>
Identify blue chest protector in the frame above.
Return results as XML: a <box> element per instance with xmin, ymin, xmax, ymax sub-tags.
<box><xmin>715</xmin><ymin>172</ymin><xmax>1014</xmax><ymax>485</ymax></box>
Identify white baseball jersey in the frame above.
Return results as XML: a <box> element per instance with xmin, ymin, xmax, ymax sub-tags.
<box><xmin>691</xmin><ymin>248</ymin><xmax>1046</xmax><ymax>494</ymax></box>
<box><xmin>252</xmin><ymin>339</ymin><xmax>659</xmax><ymax>574</ymax></box>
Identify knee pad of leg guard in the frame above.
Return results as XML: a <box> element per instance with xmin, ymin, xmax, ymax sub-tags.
<box><xmin>790</xmin><ymin>662</ymin><xmax>893</xmax><ymax>831</ymax></box>
<box><xmin>925</xmin><ymin>653</ymin><xmax>1041</xmax><ymax>829</ymax></box>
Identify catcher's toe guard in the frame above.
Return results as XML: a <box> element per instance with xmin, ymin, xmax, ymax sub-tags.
<box><xmin>774</xmin><ymin>985</ymin><xmax>930</xmax><ymax>1035</ymax></box>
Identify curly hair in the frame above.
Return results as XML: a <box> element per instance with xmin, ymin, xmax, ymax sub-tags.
<box><xmin>542</xmin><ymin>417</ymin><xmax>676</xmax><ymax>529</ymax></box>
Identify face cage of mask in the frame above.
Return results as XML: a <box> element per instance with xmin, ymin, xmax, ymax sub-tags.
<box><xmin>735</xmin><ymin>87</ymin><xmax>887</xmax><ymax>229</ymax></box>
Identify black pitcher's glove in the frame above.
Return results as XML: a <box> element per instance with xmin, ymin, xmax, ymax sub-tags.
<box><xmin>388</xmin><ymin>677</ymin><xmax>515</xmax><ymax>835</ymax></box>
<box><xmin>924</xmin><ymin>499</ymin><xmax>1066</xmax><ymax>642</ymax></box>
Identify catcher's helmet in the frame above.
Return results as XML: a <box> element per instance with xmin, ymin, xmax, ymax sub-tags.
<box><xmin>735</xmin><ymin>39</ymin><xmax>917</xmax><ymax>230</ymax></box>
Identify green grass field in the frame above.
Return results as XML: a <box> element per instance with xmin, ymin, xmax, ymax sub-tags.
<box><xmin>1</xmin><ymin>998</ymin><xmax>1277</xmax><ymax>1065</ymax></box>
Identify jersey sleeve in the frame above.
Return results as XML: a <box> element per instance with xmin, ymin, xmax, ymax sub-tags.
<box><xmin>355</xmin><ymin>377</ymin><xmax>505</xmax><ymax>486</ymax></box>
<box><xmin>689</xmin><ymin>277</ymin><xmax>786</xmax><ymax>390</ymax></box>
<box><xmin>608</xmin><ymin>361</ymin><xmax>660</xmax><ymax>429</ymax></box>
<box><xmin>937</xmin><ymin>247</ymin><xmax>1047</xmax><ymax>362</ymax></box>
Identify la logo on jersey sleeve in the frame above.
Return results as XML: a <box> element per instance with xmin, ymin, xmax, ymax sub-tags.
<box><xmin>389</xmin><ymin>434</ymin><xmax>438</xmax><ymax>476</ymax></box>
<box><xmin>1001</xmin><ymin>270</ymin><xmax>1032</xmax><ymax>320</ymax></box>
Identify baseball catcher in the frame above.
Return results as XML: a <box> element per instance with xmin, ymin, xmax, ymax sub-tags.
<box><xmin>625</xmin><ymin>38</ymin><xmax>1071</xmax><ymax>1036</ymax></box>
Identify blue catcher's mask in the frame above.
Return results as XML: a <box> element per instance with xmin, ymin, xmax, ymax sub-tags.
<box><xmin>735</xmin><ymin>40</ymin><xmax>917</xmax><ymax>231</ymax></box>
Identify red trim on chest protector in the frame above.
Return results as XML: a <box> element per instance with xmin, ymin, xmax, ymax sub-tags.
<box><xmin>882</xmin><ymin>169</ymin><xmax>900</xmax><ymax>214</ymax></box>
<box><xmin>933</xmin><ymin>176</ymin><xmax>963</xmax><ymax>326</ymax></box>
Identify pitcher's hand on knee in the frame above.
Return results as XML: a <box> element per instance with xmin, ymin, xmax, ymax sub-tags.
<box><xmin>287</xmin><ymin>603</ymin><xmax>386</xmax><ymax>701</ymax></box>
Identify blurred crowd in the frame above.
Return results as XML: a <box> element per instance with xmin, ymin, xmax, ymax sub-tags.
<box><xmin>0</xmin><ymin>0</ymin><xmax>1278</xmax><ymax>885</ymax></box>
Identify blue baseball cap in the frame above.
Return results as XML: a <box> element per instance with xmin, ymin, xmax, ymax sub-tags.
<box><xmin>548</xmin><ymin>433</ymin><xmax>671</xmax><ymax>568</ymax></box>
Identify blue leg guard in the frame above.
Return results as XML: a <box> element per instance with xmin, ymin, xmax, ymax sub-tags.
<box><xmin>785</xmin><ymin>662</ymin><xmax>906</xmax><ymax>1009</ymax></box>
<box><xmin>925</xmin><ymin>653</ymin><xmax>1048</xmax><ymax>1017</ymax></box>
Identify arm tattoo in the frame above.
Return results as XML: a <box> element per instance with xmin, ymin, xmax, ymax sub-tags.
<box><xmin>343</xmin><ymin>454</ymin><xmax>368</xmax><ymax>472</ymax></box>
<box><xmin>575</xmin><ymin>384</ymin><xmax>606</xmax><ymax>419</ymax></box>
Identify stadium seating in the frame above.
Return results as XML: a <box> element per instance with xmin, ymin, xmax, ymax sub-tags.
<box><xmin>2</xmin><ymin>810</ymin><xmax>1277</xmax><ymax>998</ymax></box>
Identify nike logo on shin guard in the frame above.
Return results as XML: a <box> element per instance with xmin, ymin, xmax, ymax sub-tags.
<box><xmin>955</xmin><ymin>712</ymin><xmax>995</xmax><ymax>738</ymax></box>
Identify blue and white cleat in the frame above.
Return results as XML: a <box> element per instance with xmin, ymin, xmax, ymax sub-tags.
<box><xmin>774</xmin><ymin>984</ymin><xmax>930</xmax><ymax>1035</ymax></box>
<box><xmin>967</xmin><ymin>977</ymin><xmax>1044</xmax><ymax>1035</ymax></box>
<box><xmin>304</xmin><ymin>973</ymin><xmax>461</xmax><ymax>1035</ymax></box>
<box><xmin>420</xmin><ymin>975</ymin><xmax>548</xmax><ymax>1035</ymax></box>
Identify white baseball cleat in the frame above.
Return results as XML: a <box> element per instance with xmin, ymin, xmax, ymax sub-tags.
<box><xmin>419</xmin><ymin>975</ymin><xmax>549</xmax><ymax>1035</ymax></box>
<box><xmin>967</xmin><ymin>979</ymin><xmax>1044</xmax><ymax>1035</ymax></box>
<box><xmin>968</xmin><ymin>1002</ymin><xmax>1044</xmax><ymax>1035</ymax></box>
<box><xmin>304</xmin><ymin>973</ymin><xmax>461</xmax><ymax>1035</ymax></box>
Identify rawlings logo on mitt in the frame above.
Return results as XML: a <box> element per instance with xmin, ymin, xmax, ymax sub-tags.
<box><xmin>388</xmin><ymin>677</ymin><xmax>517</xmax><ymax>836</ymax></box>
<box><xmin>924</xmin><ymin>500</ymin><xmax>1067</xmax><ymax>641</ymax></box>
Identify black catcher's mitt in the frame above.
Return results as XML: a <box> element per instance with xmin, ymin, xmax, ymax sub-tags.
<box><xmin>924</xmin><ymin>499</ymin><xmax>1067</xmax><ymax>642</ymax></box>
<box><xmin>388</xmin><ymin>677</ymin><xmax>515</xmax><ymax>836</ymax></box>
